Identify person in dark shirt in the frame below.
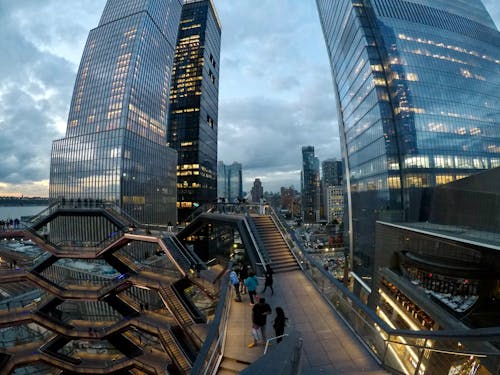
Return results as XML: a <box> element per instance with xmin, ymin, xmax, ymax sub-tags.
<box><xmin>273</xmin><ymin>306</ymin><xmax>288</xmax><ymax>343</ymax></box>
<box><xmin>248</xmin><ymin>297</ymin><xmax>271</xmax><ymax>348</ymax></box>
<box><xmin>261</xmin><ymin>264</ymin><xmax>274</xmax><ymax>295</ymax></box>
<box><xmin>238</xmin><ymin>262</ymin><xmax>248</xmax><ymax>295</ymax></box>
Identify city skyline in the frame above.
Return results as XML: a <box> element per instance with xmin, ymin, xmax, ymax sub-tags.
<box><xmin>0</xmin><ymin>0</ymin><xmax>499</xmax><ymax>196</ymax></box>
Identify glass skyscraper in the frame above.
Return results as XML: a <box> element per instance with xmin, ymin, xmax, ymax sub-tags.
<box><xmin>302</xmin><ymin>146</ymin><xmax>320</xmax><ymax>223</ymax></box>
<box><xmin>49</xmin><ymin>0</ymin><xmax>183</xmax><ymax>225</ymax></box>
<box><xmin>322</xmin><ymin>158</ymin><xmax>343</xmax><ymax>187</ymax></box>
<box><xmin>316</xmin><ymin>0</ymin><xmax>500</xmax><ymax>281</ymax></box>
<box><xmin>168</xmin><ymin>0</ymin><xmax>221</xmax><ymax>222</ymax></box>
<box><xmin>217</xmin><ymin>161</ymin><xmax>243</xmax><ymax>202</ymax></box>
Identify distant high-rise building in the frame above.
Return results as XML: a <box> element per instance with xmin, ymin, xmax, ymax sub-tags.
<box><xmin>168</xmin><ymin>0</ymin><xmax>221</xmax><ymax>222</ymax></box>
<box><xmin>280</xmin><ymin>186</ymin><xmax>300</xmax><ymax>218</ymax></box>
<box><xmin>217</xmin><ymin>161</ymin><xmax>243</xmax><ymax>202</ymax></box>
<box><xmin>325</xmin><ymin>185</ymin><xmax>344</xmax><ymax>223</ymax></box>
<box><xmin>49</xmin><ymin>0</ymin><xmax>183</xmax><ymax>225</ymax></box>
<box><xmin>217</xmin><ymin>161</ymin><xmax>228</xmax><ymax>200</ymax></box>
<box><xmin>251</xmin><ymin>178</ymin><xmax>264</xmax><ymax>203</ymax></box>
<box><xmin>320</xmin><ymin>158</ymin><xmax>343</xmax><ymax>220</ymax></box>
<box><xmin>322</xmin><ymin>159</ymin><xmax>343</xmax><ymax>186</ymax></box>
<box><xmin>317</xmin><ymin>0</ymin><xmax>500</xmax><ymax>281</ymax></box>
<box><xmin>301</xmin><ymin>146</ymin><xmax>320</xmax><ymax>223</ymax></box>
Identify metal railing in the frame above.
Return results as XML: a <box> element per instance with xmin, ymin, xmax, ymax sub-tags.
<box><xmin>241</xmin><ymin>215</ymin><xmax>267</xmax><ymax>275</ymax></box>
<box><xmin>264</xmin><ymin>334</ymin><xmax>289</xmax><ymax>354</ymax></box>
<box><xmin>240</xmin><ymin>330</ymin><xmax>303</xmax><ymax>375</ymax></box>
<box><xmin>274</xmin><ymin>213</ymin><xmax>500</xmax><ymax>375</ymax></box>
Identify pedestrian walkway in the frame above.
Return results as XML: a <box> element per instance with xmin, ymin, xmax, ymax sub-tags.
<box><xmin>222</xmin><ymin>270</ymin><xmax>388</xmax><ymax>374</ymax></box>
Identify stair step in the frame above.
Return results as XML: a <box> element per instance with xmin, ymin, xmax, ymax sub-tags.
<box><xmin>272</xmin><ymin>261</ymin><xmax>298</xmax><ymax>267</ymax></box>
<box><xmin>219</xmin><ymin>357</ymin><xmax>249</xmax><ymax>373</ymax></box>
<box><xmin>252</xmin><ymin>216</ymin><xmax>299</xmax><ymax>272</ymax></box>
<box><xmin>274</xmin><ymin>266</ymin><xmax>300</xmax><ymax>273</ymax></box>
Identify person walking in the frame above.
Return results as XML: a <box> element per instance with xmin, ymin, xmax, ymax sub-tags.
<box><xmin>273</xmin><ymin>307</ymin><xmax>288</xmax><ymax>343</ymax></box>
<box><xmin>238</xmin><ymin>263</ymin><xmax>248</xmax><ymax>295</ymax></box>
<box><xmin>261</xmin><ymin>264</ymin><xmax>274</xmax><ymax>295</ymax></box>
<box><xmin>229</xmin><ymin>266</ymin><xmax>241</xmax><ymax>302</ymax></box>
<box><xmin>248</xmin><ymin>297</ymin><xmax>272</xmax><ymax>348</ymax></box>
<box><xmin>244</xmin><ymin>271</ymin><xmax>259</xmax><ymax>305</ymax></box>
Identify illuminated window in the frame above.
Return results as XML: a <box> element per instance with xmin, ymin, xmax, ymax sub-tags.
<box><xmin>110</xmin><ymin>148</ymin><xmax>120</xmax><ymax>158</ymax></box>
<box><xmin>434</xmin><ymin>156</ymin><xmax>454</xmax><ymax>168</ymax></box>
<box><xmin>436</xmin><ymin>175</ymin><xmax>454</xmax><ymax>185</ymax></box>
<box><xmin>406</xmin><ymin>73</ymin><xmax>418</xmax><ymax>81</ymax></box>
<box><xmin>388</xmin><ymin>177</ymin><xmax>401</xmax><ymax>189</ymax></box>
<box><xmin>405</xmin><ymin>175</ymin><xmax>429</xmax><ymax>188</ymax></box>
<box><xmin>454</xmin><ymin>156</ymin><xmax>473</xmax><ymax>168</ymax></box>
<box><xmin>404</xmin><ymin>156</ymin><xmax>429</xmax><ymax>168</ymax></box>
<box><xmin>470</xmin><ymin>127</ymin><xmax>481</xmax><ymax>136</ymax></box>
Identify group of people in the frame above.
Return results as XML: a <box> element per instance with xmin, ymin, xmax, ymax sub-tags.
<box><xmin>0</xmin><ymin>218</ymin><xmax>20</xmax><ymax>230</ymax></box>
<box><xmin>229</xmin><ymin>263</ymin><xmax>288</xmax><ymax>348</ymax></box>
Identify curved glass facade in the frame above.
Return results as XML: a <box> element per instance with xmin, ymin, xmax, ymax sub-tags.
<box><xmin>49</xmin><ymin>0</ymin><xmax>183</xmax><ymax>225</ymax></box>
<box><xmin>316</xmin><ymin>0</ymin><xmax>500</xmax><ymax>280</ymax></box>
<box><xmin>168</xmin><ymin>0</ymin><xmax>221</xmax><ymax>223</ymax></box>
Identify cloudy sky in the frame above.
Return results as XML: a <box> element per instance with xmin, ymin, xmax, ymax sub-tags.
<box><xmin>0</xmin><ymin>1</ymin><xmax>499</xmax><ymax>197</ymax></box>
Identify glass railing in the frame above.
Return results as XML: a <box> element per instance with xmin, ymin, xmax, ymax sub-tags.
<box><xmin>273</xmin><ymin>212</ymin><xmax>500</xmax><ymax>375</ymax></box>
<box><xmin>180</xmin><ymin>202</ymin><xmax>269</xmax><ymax>219</ymax></box>
<box><xmin>190</xmin><ymin>262</ymin><xmax>232</xmax><ymax>375</ymax></box>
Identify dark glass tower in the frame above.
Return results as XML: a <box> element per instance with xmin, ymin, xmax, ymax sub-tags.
<box><xmin>49</xmin><ymin>0</ymin><xmax>183</xmax><ymax>225</ymax></box>
<box><xmin>302</xmin><ymin>146</ymin><xmax>320</xmax><ymax>223</ymax></box>
<box><xmin>316</xmin><ymin>0</ymin><xmax>500</xmax><ymax>282</ymax></box>
<box><xmin>322</xmin><ymin>159</ymin><xmax>343</xmax><ymax>187</ymax></box>
<box><xmin>168</xmin><ymin>0</ymin><xmax>221</xmax><ymax>222</ymax></box>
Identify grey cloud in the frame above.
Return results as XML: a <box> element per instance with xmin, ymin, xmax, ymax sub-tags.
<box><xmin>0</xmin><ymin>1</ymin><xmax>87</xmax><ymax>190</ymax></box>
<box><xmin>483</xmin><ymin>1</ymin><xmax>500</xmax><ymax>28</ymax></box>
<box><xmin>218</xmin><ymin>71</ymin><xmax>340</xmax><ymax>191</ymax></box>
<box><xmin>0</xmin><ymin>86</ymin><xmax>60</xmax><ymax>182</ymax></box>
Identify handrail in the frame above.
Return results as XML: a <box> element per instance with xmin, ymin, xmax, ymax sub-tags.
<box><xmin>181</xmin><ymin>203</ymin><xmax>212</xmax><ymax>225</ymax></box>
<box><xmin>242</xmin><ymin>215</ymin><xmax>267</xmax><ymax>273</ymax></box>
<box><xmin>240</xmin><ymin>330</ymin><xmax>303</xmax><ymax>375</ymax></box>
<box><xmin>263</xmin><ymin>334</ymin><xmax>289</xmax><ymax>354</ymax></box>
<box><xmin>268</xmin><ymin>207</ymin><xmax>303</xmax><ymax>268</ymax></box>
<box><xmin>190</xmin><ymin>263</ymin><xmax>232</xmax><ymax>375</ymax></box>
<box><xmin>172</xmin><ymin>234</ymin><xmax>205</xmax><ymax>268</ymax></box>
<box><xmin>163</xmin><ymin>235</ymin><xmax>204</xmax><ymax>273</ymax></box>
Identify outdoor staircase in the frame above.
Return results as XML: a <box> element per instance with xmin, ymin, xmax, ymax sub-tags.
<box><xmin>158</xmin><ymin>327</ymin><xmax>192</xmax><ymax>374</ymax></box>
<box><xmin>158</xmin><ymin>286</ymin><xmax>194</xmax><ymax>328</ymax></box>
<box><xmin>251</xmin><ymin>216</ymin><xmax>300</xmax><ymax>273</ymax></box>
<box><xmin>217</xmin><ymin>357</ymin><xmax>250</xmax><ymax>374</ymax></box>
